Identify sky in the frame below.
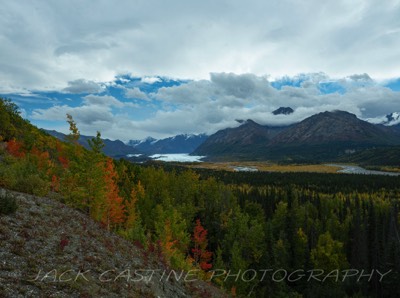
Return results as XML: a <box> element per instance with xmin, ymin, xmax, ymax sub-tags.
<box><xmin>0</xmin><ymin>0</ymin><xmax>400</xmax><ymax>141</ymax></box>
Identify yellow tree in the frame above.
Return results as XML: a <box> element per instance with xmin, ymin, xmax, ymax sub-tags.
<box><xmin>101</xmin><ymin>158</ymin><xmax>126</xmax><ymax>230</ymax></box>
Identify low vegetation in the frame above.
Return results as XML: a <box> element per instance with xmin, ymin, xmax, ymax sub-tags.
<box><xmin>0</xmin><ymin>190</ymin><xmax>18</xmax><ymax>215</ymax></box>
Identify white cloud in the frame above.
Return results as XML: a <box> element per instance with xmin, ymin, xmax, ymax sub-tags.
<box><xmin>141</xmin><ymin>77</ymin><xmax>161</xmax><ymax>84</ymax></box>
<box><xmin>124</xmin><ymin>87</ymin><xmax>150</xmax><ymax>101</ymax></box>
<box><xmin>83</xmin><ymin>95</ymin><xmax>125</xmax><ymax>108</ymax></box>
<box><xmin>30</xmin><ymin>94</ymin><xmax>135</xmax><ymax>136</ymax></box>
<box><xmin>27</xmin><ymin>72</ymin><xmax>400</xmax><ymax>141</ymax></box>
<box><xmin>63</xmin><ymin>79</ymin><xmax>104</xmax><ymax>94</ymax></box>
<box><xmin>152</xmin><ymin>80</ymin><xmax>214</xmax><ymax>105</ymax></box>
<box><xmin>31</xmin><ymin>104</ymin><xmax>114</xmax><ymax>125</ymax></box>
<box><xmin>1</xmin><ymin>0</ymin><xmax>400</xmax><ymax>93</ymax></box>
<box><xmin>128</xmin><ymin>73</ymin><xmax>398</xmax><ymax>138</ymax></box>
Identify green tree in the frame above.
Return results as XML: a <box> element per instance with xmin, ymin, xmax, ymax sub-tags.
<box><xmin>88</xmin><ymin>131</ymin><xmax>104</xmax><ymax>154</ymax></box>
<box><xmin>66</xmin><ymin>114</ymin><xmax>80</xmax><ymax>145</ymax></box>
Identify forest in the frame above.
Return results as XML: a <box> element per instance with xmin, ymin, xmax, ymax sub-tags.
<box><xmin>1</xmin><ymin>97</ymin><xmax>400</xmax><ymax>297</ymax></box>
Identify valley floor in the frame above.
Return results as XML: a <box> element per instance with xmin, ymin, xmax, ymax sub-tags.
<box><xmin>188</xmin><ymin>162</ymin><xmax>341</xmax><ymax>173</ymax></box>
<box><xmin>187</xmin><ymin>162</ymin><xmax>400</xmax><ymax>176</ymax></box>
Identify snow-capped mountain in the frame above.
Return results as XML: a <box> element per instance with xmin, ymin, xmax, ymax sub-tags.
<box><xmin>127</xmin><ymin>137</ymin><xmax>157</xmax><ymax>147</ymax></box>
<box><xmin>128</xmin><ymin>134</ymin><xmax>208</xmax><ymax>154</ymax></box>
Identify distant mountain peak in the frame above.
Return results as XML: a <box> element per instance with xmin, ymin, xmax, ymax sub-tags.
<box><xmin>270</xmin><ymin>110</ymin><xmax>393</xmax><ymax>146</ymax></box>
<box><xmin>235</xmin><ymin>119</ymin><xmax>259</xmax><ymax>126</ymax></box>
<box><xmin>242</xmin><ymin>119</ymin><xmax>258</xmax><ymax>125</ymax></box>
<box><xmin>127</xmin><ymin>133</ymin><xmax>208</xmax><ymax>154</ymax></box>
<box><xmin>272</xmin><ymin>107</ymin><xmax>294</xmax><ymax>115</ymax></box>
<box><xmin>144</xmin><ymin>136</ymin><xmax>157</xmax><ymax>143</ymax></box>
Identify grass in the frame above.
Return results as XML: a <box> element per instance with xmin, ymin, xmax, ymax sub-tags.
<box><xmin>0</xmin><ymin>190</ymin><xmax>18</xmax><ymax>215</ymax></box>
<box><xmin>188</xmin><ymin>162</ymin><xmax>342</xmax><ymax>173</ymax></box>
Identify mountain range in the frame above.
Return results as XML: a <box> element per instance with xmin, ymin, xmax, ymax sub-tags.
<box><xmin>192</xmin><ymin>120</ymin><xmax>286</xmax><ymax>160</ymax></box>
<box><xmin>44</xmin><ymin>130</ymin><xmax>142</xmax><ymax>158</ymax></box>
<box><xmin>128</xmin><ymin>134</ymin><xmax>208</xmax><ymax>155</ymax></box>
<box><xmin>44</xmin><ymin>130</ymin><xmax>208</xmax><ymax>158</ymax></box>
<box><xmin>45</xmin><ymin>109</ymin><xmax>400</xmax><ymax>164</ymax></box>
<box><xmin>194</xmin><ymin>110</ymin><xmax>400</xmax><ymax>163</ymax></box>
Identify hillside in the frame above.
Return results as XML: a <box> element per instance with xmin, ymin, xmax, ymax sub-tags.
<box><xmin>0</xmin><ymin>188</ymin><xmax>225</xmax><ymax>298</ymax></box>
<box><xmin>0</xmin><ymin>98</ymin><xmax>226</xmax><ymax>297</ymax></box>
<box><xmin>338</xmin><ymin>146</ymin><xmax>400</xmax><ymax>166</ymax></box>
<box><xmin>193</xmin><ymin>120</ymin><xmax>286</xmax><ymax>159</ymax></box>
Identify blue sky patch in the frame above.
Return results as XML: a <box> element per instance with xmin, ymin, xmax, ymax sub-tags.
<box><xmin>318</xmin><ymin>82</ymin><xmax>346</xmax><ymax>94</ymax></box>
<box><xmin>384</xmin><ymin>78</ymin><xmax>400</xmax><ymax>91</ymax></box>
<box><xmin>271</xmin><ymin>75</ymin><xmax>308</xmax><ymax>90</ymax></box>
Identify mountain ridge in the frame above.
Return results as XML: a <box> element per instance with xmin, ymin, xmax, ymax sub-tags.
<box><xmin>193</xmin><ymin>110</ymin><xmax>400</xmax><ymax>162</ymax></box>
<box><xmin>44</xmin><ymin>130</ymin><xmax>141</xmax><ymax>158</ymax></box>
<box><xmin>129</xmin><ymin>133</ymin><xmax>208</xmax><ymax>154</ymax></box>
<box><xmin>193</xmin><ymin>120</ymin><xmax>287</xmax><ymax>159</ymax></box>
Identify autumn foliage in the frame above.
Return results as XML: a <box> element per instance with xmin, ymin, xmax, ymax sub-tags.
<box><xmin>6</xmin><ymin>139</ymin><xmax>25</xmax><ymax>158</ymax></box>
<box><xmin>101</xmin><ymin>158</ymin><xmax>126</xmax><ymax>230</ymax></box>
<box><xmin>191</xmin><ymin>219</ymin><xmax>213</xmax><ymax>271</ymax></box>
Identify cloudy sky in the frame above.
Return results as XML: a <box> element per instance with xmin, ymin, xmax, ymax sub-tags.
<box><xmin>1</xmin><ymin>0</ymin><xmax>400</xmax><ymax>140</ymax></box>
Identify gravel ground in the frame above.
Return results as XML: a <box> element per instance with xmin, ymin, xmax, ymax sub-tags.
<box><xmin>0</xmin><ymin>188</ymin><xmax>226</xmax><ymax>298</ymax></box>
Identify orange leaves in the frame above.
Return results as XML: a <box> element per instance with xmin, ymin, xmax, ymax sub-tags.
<box><xmin>30</xmin><ymin>147</ymin><xmax>52</xmax><ymax>171</ymax></box>
<box><xmin>6</xmin><ymin>139</ymin><xmax>25</xmax><ymax>158</ymax></box>
<box><xmin>51</xmin><ymin>175</ymin><xmax>60</xmax><ymax>192</ymax></box>
<box><xmin>125</xmin><ymin>187</ymin><xmax>138</xmax><ymax>229</ymax></box>
<box><xmin>164</xmin><ymin>220</ymin><xmax>178</xmax><ymax>255</ymax></box>
<box><xmin>7</xmin><ymin>140</ymin><xmax>54</xmax><ymax>173</ymax></box>
<box><xmin>55</xmin><ymin>140</ymin><xmax>69</xmax><ymax>169</ymax></box>
<box><xmin>102</xmin><ymin>158</ymin><xmax>126</xmax><ymax>230</ymax></box>
<box><xmin>124</xmin><ymin>180</ymin><xmax>145</xmax><ymax>230</ymax></box>
<box><xmin>58</xmin><ymin>156</ymin><xmax>69</xmax><ymax>169</ymax></box>
<box><xmin>191</xmin><ymin>219</ymin><xmax>213</xmax><ymax>271</ymax></box>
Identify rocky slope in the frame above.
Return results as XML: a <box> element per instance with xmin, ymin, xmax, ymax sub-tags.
<box><xmin>0</xmin><ymin>188</ymin><xmax>226</xmax><ymax>298</ymax></box>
